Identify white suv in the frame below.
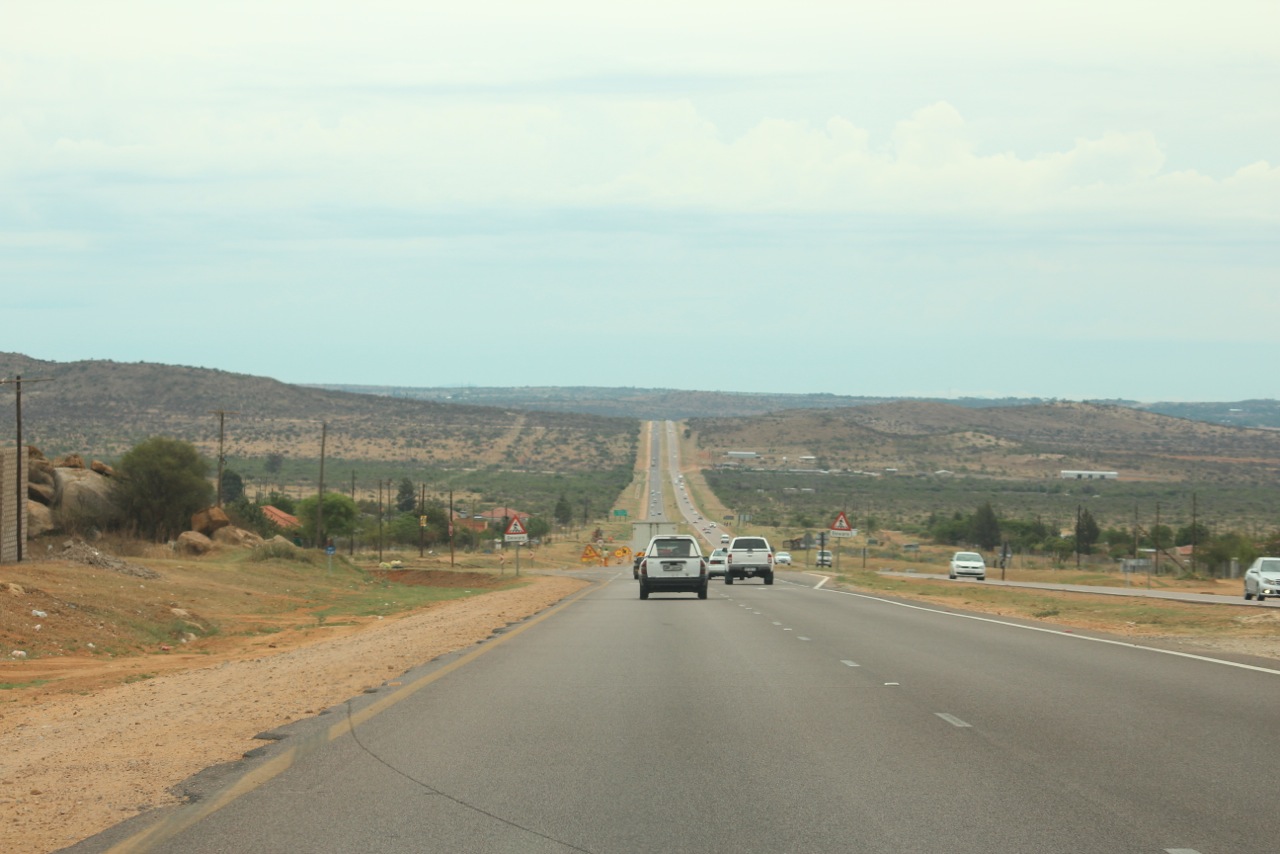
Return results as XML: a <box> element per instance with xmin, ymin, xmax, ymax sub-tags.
<box><xmin>637</xmin><ymin>535</ymin><xmax>708</xmax><ymax>600</ymax></box>
<box><xmin>949</xmin><ymin>551</ymin><xmax>986</xmax><ymax>580</ymax></box>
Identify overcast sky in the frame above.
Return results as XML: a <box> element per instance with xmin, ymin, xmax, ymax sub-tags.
<box><xmin>3</xmin><ymin>1</ymin><xmax>1277</xmax><ymax>401</ymax></box>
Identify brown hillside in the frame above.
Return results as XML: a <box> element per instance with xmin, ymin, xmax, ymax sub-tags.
<box><xmin>0</xmin><ymin>354</ymin><xmax>637</xmax><ymax>472</ymax></box>
<box><xmin>688</xmin><ymin>401</ymin><xmax>1280</xmax><ymax>483</ymax></box>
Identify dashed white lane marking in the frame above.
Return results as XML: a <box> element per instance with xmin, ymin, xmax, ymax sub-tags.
<box><xmin>797</xmin><ymin>637</ymin><xmax>811</xmax><ymax>641</ymax></box>
<box><xmin>772</xmin><ymin>621</ymin><xmax>783</xmax><ymax>625</ymax></box>
<box><xmin>885</xmin><ymin>682</ymin><xmax>900</xmax><ymax>686</ymax></box>
<box><xmin>1164</xmin><ymin>850</ymin><xmax>1203</xmax><ymax>854</ymax></box>
<box><xmin>841</xmin><ymin>660</ymin><xmax>860</xmax><ymax>667</ymax></box>
<box><xmin>783</xmin><ymin>628</ymin><xmax>793</xmax><ymax>632</ymax></box>
<box><xmin>936</xmin><ymin>713</ymin><xmax>972</xmax><ymax>728</ymax></box>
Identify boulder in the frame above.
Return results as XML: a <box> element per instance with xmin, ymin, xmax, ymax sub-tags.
<box><xmin>212</xmin><ymin>526</ymin><xmax>264</xmax><ymax>548</ymax></box>
<box><xmin>28</xmin><ymin>481</ymin><xmax>55</xmax><ymax>506</ymax></box>
<box><xmin>191</xmin><ymin>506</ymin><xmax>232</xmax><ymax>537</ymax></box>
<box><xmin>90</xmin><ymin>460</ymin><xmax>116</xmax><ymax>477</ymax></box>
<box><xmin>28</xmin><ymin>455</ymin><xmax>55</xmax><ymax>487</ymax></box>
<box><xmin>53</xmin><ymin>453</ymin><xmax>86</xmax><ymax>469</ymax></box>
<box><xmin>53</xmin><ymin>467</ymin><xmax>119</xmax><ymax>526</ymax></box>
<box><xmin>27</xmin><ymin>501</ymin><xmax>55</xmax><ymax>538</ymax></box>
<box><xmin>175</xmin><ymin>531</ymin><xmax>214</xmax><ymax>555</ymax></box>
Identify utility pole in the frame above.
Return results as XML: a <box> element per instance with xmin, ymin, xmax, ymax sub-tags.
<box><xmin>1075</xmin><ymin>504</ymin><xmax>1082</xmax><ymax>569</ymax></box>
<box><xmin>2</xmin><ymin>375</ymin><xmax>53</xmax><ymax>562</ymax></box>
<box><xmin>1182</xmin><ymin>494</ymin><xmax>1192</xmax><ymax>573</ymax></box>
<box><xmin>449</xmin><ymin>489</ymin><xmax>455</xmax><ymax>567</ymax></box>
<box><xmin>1154</xmin><ymin>501</ymin><xmax>1161</xmax><ymax>577</ymax></box>
<box><xmin>208</xmin><ymin>410</ymin><xmax>240</xmax><ymax>507</ymax></box>
<box><xmin>315</xmin><ymin>422</ymin><xmax>327</xmax><ymax>549</ymax></box>
<box><xmin>349</xmin><ymin>470</ymin><xmax>356</xmax><ymax>555</ymax></box>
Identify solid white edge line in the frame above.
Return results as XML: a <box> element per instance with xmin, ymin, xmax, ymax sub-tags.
<box><xmin>935</xmin><ymin>713</ymin><xmax>972</xmax><ymax>728</ymax></box>
<box><xmin>811</xmin><ymin>585</ymin><xmax>1280</xmax><ymax>676</ymax></box>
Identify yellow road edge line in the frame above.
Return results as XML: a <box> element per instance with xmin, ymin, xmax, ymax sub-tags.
<box><xmin>105</xmin><ymin>579</ymin><xmax>602</xmax><ymax>853</ymax></box>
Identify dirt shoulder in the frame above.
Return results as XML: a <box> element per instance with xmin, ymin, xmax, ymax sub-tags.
<box><xmin>1</xmin><ymin>568</ymin><xmax>589</xmax><ymax>854</ymax></box>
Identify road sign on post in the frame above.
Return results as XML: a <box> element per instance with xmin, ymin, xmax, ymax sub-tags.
<box><xmin>504</xmin><ymin>516</ymin><xmax>529</xmax><ymax>544</ymax></box>
<box><xmin>830</xmin><ymin>511</ymin><xmax>855</xmax><ymax>538</ymax></box>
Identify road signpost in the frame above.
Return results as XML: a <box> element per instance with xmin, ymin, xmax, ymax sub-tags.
<box><xmin>504</xmin><ymin>516</ymin><xmax>528</xmax><ymax>575</ymax></box>
<box><xmin>829</xmin><ymin>511</ymin><xmax>857</xmax><ymax>571</ymax></box>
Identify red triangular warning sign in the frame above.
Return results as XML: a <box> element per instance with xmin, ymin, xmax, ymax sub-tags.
<box><xmin>505</xmin><ymin>517</ymin><xmax>526</xmax><ymax>536</ymax></box>
<box><xmin>830</xmin><ymin>511</ymin><xmax>852</xmax><ymax>531</ymax></box>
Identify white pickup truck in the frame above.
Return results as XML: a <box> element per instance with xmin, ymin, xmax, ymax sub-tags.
<box><xmin>725</xmin><ymin>535</ymin><xmax>775</xmax><ymax>585</ymax></box>
<box><xmin>637</xmin><ymin>534</ymin><xmax>708</xmax><ymax>600</ymax></box>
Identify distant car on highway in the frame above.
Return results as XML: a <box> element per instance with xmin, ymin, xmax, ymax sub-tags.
<box><xmin>775</xmin><ymin>551</ymin><xmax>792</xmax><ymax>565</ymax></box>
<box><xmin>815</xmin><ymin>550</ymin><xmax>832</xmax><ymax>567</ymax></box>
<box><xmin>949</xmin><ymin>551</ymin><xmax>986</xmax><ymax>580</ymax></box>
<box><xmin>707</xmin><ymin>548</ymin><xmax>728</xmax><ymax>578</ymax></box>
<box><xmin>1243</xmin><ymin>557</ymin><xmax>1280</xmax><ymax>602</ymax></box>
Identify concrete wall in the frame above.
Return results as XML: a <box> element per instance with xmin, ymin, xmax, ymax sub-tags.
<box><xmin>0</xmin><ymin>446</ymin><xmax>29</xmax><ymax>563</ymax></box>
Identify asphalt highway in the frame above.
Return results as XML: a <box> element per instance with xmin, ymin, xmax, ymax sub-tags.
<box><xmin>77</xmin><ymin>567</ymin><xmax>1280</xmax><ymax>854</ymax></box>
<box><xmin>73</xmin><ymin>421</ymin><xmax>1279</xmax><ymax>853</ymax></box>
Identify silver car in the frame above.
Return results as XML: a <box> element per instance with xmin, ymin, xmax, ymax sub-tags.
<box><xmin>949</xmin><ymin>551</ymin><xmax>986</xmax><ymax>580</ymax></box>
<box><xmin>1243</xmin><ymin>557</ymin><xmax>1280</xmax><ymax>602</ymax></box>
<box><xmin>706</xmin><ymin>548</ymin><xmax>728</xmax><ymax>578</ymax></box>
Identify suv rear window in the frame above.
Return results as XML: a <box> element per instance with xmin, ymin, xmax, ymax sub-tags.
<box><xmin>651</xmin><ymin>538</ymin><xmax>695</xmax><ymax>557</ymax></box>
<box><xmin>734</xmin><ymin>538</ymin><xmax>769</xmax><ymax>550</ymax></box>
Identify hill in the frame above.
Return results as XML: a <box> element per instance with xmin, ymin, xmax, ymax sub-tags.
<box><xmin>309</xmin><ymin>383</ymin><xmax>899</xmax><ymax>419</ymax></box>
<box><xmin>0</xmin><ymin>354</ymin><xmax>637</xmax><ymax>476</ymax></box>
<box><xmin>687</xmin><ymin>400</ymin><xmax>1280</xmax><ymax>484</ymax></box>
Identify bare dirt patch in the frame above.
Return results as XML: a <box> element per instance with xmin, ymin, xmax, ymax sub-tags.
<box><xmin>1</xmin><ymin>553</ymin><xmax>589</xmax><ymax>854</ymax></box>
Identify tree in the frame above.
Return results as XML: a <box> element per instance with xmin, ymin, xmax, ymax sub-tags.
<box><xmin>929</xmin><ymin>511</ymin><xmax>970</xmax><ymax>546</ymax></box>
<box><xmin>1196</xmin><ymin>531</ymin><xmax>1258</xmax><ymax>577</ymax></box>
<box><xmin>1075</xmin><ymin>508</ymin><xmax>1100</xmax><ymax>555</ymax></box>
<box><xmin>264</xmin><ymin>492</ymin><xmax>296</xmax><ymax>514</ymax></box>
<box><xmin>264</xmin><ymin>452</ymin><xmax>285</xmax><ymax>475</ymax></box>
<box><xmin>1175</xmin><ymin>522</ymin><xmax>1210</xmax><ymax>547</ymax></box>
<box><xmin>972</xmin><ymin>502</ymin><xmax>1001</xmax><ymax>551</ymax></box>
<box><xmin>553</xmin><ymin>494</ymin><xmax>573</xmax><ymax>526</ymax></box>
<box><xmin>295</xmin><ymin>492</ymin><xmax>359</xmax><ymax>547</ymax></box>
<box><xmin>395</xmin><ymin>478</ymin><xmax>417</xmax><ymax>513</ymax></box>
<box><xmin>220</xmin><ymin>468</ymin><xmax>245</xmax><ymax>503</ymax></box>
<box><xmin>112</xmin><ymin>437</ymin><xmax>215</xmax><ymax>541</ymax></box>
<box><xmin>1145</xmin><ymin>524</ymin><xmax>1174</xmax><ymax>550</ymax></box>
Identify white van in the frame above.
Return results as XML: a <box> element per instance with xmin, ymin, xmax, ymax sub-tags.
<box><xmin>720</xmin><ymin>533</ymin><xmax>730</xmax><ymax>545</ymax></box>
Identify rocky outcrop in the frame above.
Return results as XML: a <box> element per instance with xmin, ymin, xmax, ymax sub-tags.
<box><xmin>191</xmin><ymin>506</ymin><xmax>231</xmax><ymax>537</ymax></box>
<box><xmin>212</xmin><ymin>526</ymin><xmax>263</xmax><ymax>548</ymax></box>
<box><xmin>27</xmin><ymin>502</ymin><xmax>54</xmax><ymax>538</ymax></box>
<box><xmin>22</xmin><ymin>446</ymin><xmax>262</xmax><ymax>553</ymax></box>
<box><xmin>25</xmin><ymin>446</ymin><xmax>120</xmax><ymax>537</ymax></box>
<box><xmin>52</xmin><ymin>467</ymin><xmax>119</xmax><ymax>527</ymax></box>
<box><xmin>175</xmin><ymin>531</ymin><xmax>214</xmax><ymax>555</ymax></box>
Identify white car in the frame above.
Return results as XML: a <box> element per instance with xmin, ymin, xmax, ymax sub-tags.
<box><xmin>775</xmin><ymin>551</ymin><xmax>792</xmax><ymax>565</ymax></box>
<box><xmin>1243</xmin><ymin>557</ymin><xmax>1280</xmax><ymax>602</ymax></box>
<box><xmin>949</xmin><ymin>551</ymin><xmax>986</xmax><ymax>580</ymax></box>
